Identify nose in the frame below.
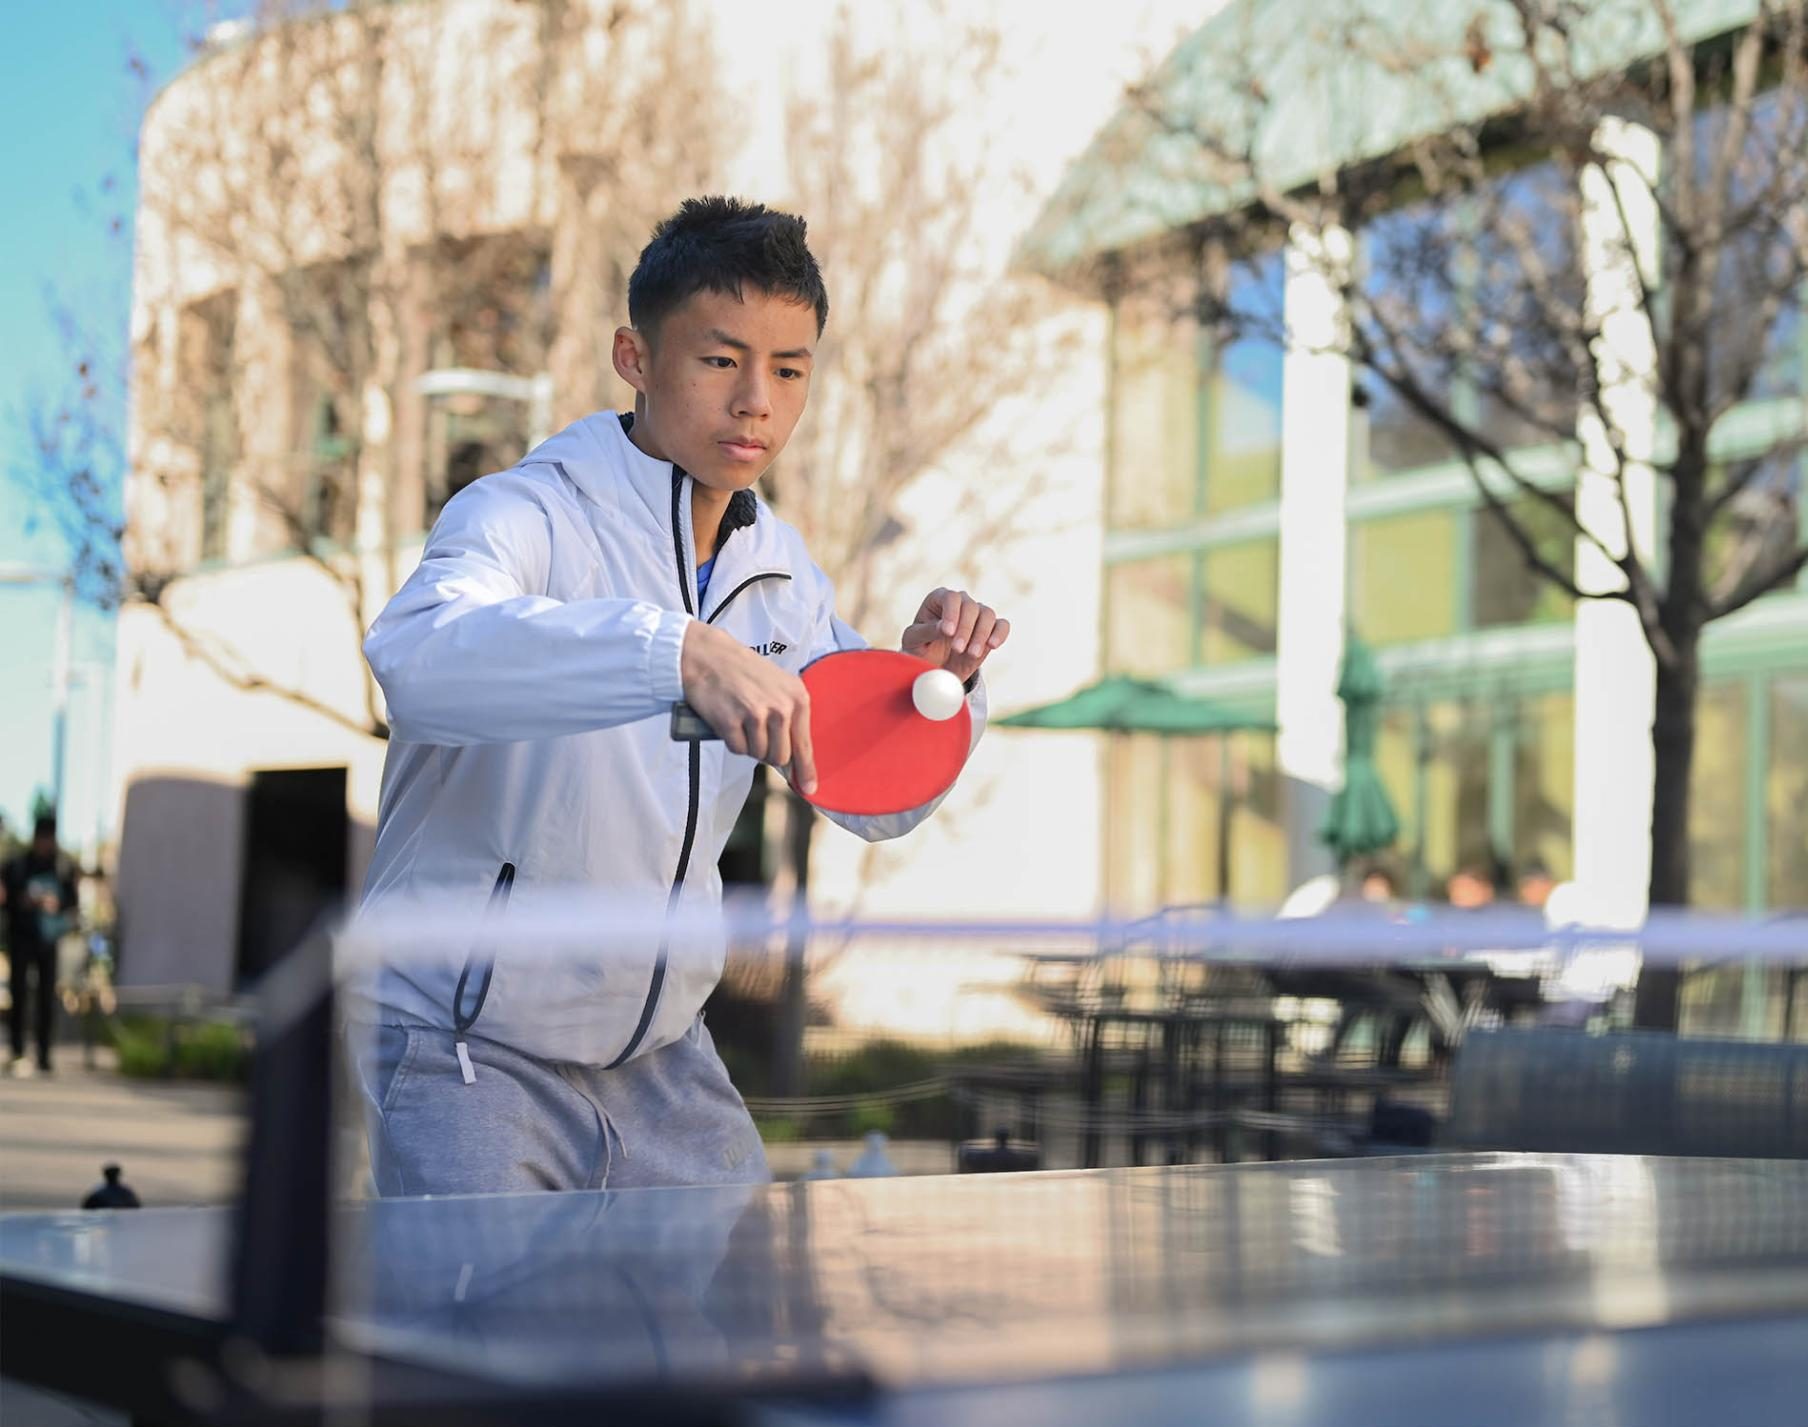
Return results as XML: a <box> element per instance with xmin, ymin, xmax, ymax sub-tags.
<box><xmin>732</xmin><ymin>365</ymin><xmax>772</xmax><ymax>421</ymax></box>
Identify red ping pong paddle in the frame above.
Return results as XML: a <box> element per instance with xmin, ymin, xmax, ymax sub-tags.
<box><xmin>669</xmin><ymin>649</ymin><xmax>972</xmax><ymax>815</ymax></box>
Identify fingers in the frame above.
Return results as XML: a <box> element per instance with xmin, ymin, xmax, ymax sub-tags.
<box><xmin>966</xmin><ymin>605</ymin><xmax>998</xmax><ymax>658</ymax></box>
<box><xmin>790</xmin><ymin>689</ymin><xmax>818</xmax><ymax>796</ymax></box>
<box><xmin>951</xmin><ymin>594</ymin><xmax>983</xmax><ymax>655</ymax></box>
<box><xmin>917</xmin><ymin>586</ymin><xmax>955</xmax><ymax>634</ymax></box>
<box><xmin>683</xmin><ymin>624</ymin><xmax>814</xmax><ymax>776</ymax></box>
<box><xmin>904</xmin><ymin>589</ymin><xmax>1010</xmax><ymax>678</ymax></box>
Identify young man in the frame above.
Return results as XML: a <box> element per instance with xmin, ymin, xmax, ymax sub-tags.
<box><xmin>350</xmin><ymin>197</ymin><xmax>1008</xmax><ymax>1196</ymax></box>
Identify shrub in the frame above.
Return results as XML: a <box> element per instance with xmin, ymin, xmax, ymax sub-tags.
<box><xmin>109</xmin><ymin>1014</ymin><xmax>250</xmax><ymax>1083</ymax></box>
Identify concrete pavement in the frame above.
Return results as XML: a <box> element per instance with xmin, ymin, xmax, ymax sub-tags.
<box><xmin>0</xmin><ymin>1048</ymin><xmax>244</xmax><ymax>1212</ymax></box>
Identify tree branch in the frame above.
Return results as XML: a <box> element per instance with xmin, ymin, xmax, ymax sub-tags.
<box><xmin>142</xmin><ymin>593</ymin><xmax>386</xmax><ymax>740</ymax></box>
<box><xmin>1710</xmin><ymin>542</ymin><xmax>1808</xmax><ymax>620</ymax></box>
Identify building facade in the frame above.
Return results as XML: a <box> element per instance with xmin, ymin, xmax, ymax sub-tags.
<box><xmin>109</xmin><ymin>0</ymin><xmax>1203</xmax><ymax>1027</ymax></box>
<box><xmin>1026</xmin><ymin>0</ymin><xmax>1808</xmax><ymax>973</ymax></box>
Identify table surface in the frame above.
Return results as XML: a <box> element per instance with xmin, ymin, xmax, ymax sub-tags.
<box><xmin>6</xmin><ymin>1152</ymin><xmax>1808</xmax><ymax>1425</ymax></box>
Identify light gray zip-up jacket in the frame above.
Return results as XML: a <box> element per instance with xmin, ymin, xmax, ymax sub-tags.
<box><xmin>353</xmin><ymin>411</ymin><xmax>985</xmax><ymax>1068</ymax></box>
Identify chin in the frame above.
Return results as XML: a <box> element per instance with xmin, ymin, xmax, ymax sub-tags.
<box><xmin>694</xmin><ymin>460</ymin><xmax>769</xmax><ymax>491</ymax></box>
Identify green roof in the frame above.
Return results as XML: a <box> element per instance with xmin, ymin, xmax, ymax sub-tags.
<box><xmin>1020</xmin><ymin>0</ymin><xmax>1762</xmax><ymax>275</ymax></box>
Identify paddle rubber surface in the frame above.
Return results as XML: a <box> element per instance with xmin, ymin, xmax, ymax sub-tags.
<box><xmin>795</xmin><ymin>649</ymin><xmax>971</xmax><ymax>815</ymax></box>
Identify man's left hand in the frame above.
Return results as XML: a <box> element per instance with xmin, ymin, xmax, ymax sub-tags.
<box><xmin>901</xmin><ymin>588</ymin><xmax>1010</xmax><ymax>684</ymax></box>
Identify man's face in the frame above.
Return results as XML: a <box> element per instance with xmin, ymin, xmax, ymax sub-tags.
<box><xmin>32</xmin><ymin>831</ymin><xmax>54</xmax><ymax>857</ymax></box>
<box><xmin>613</xmin><ymin>286</ymin><xmax>818</xmax><ymax>493</ymax></box>
<box><xmin>1448</xmin><ymin>873</ymin><xmax>1493</xmax><ymax>910</ymax></box>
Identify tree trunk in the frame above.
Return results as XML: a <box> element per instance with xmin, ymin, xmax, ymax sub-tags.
<box><xmin>1633</xmin><ymin>633</ymin><xmax>1699</xmax><ymax>1029</ymax></box>
<box><xmin>773</xmin><ymin>792</ymin><xmax>817</xmax><ymax>1097</ymax></box>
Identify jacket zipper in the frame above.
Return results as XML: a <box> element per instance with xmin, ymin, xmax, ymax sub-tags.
<box><xmin>451</xmin><ymin>861</ymin><xmax>516</xmax><ymax>1082</ymax></box>
<box><xmin>608</xmin><ymin>489</ymin><xmax>794</xmax><ymax>1069</ymax></box>
<box><xmin>607</xmin><ymin>475</ymin><xmax>702</xmax><ymax>1069</ymax></box>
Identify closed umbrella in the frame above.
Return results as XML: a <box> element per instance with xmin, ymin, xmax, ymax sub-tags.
<box><xmin>1320</xmin><ymin>633</ymin><xmax>1400</xmax><ymax>867</ymax></box>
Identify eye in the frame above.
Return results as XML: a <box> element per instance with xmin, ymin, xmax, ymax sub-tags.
<box><xmin>777</xmin><ymin>367</ymin><xmax>805</xmax><ymax>381</ymax></box>
<box><xmin>703</xmin><ymin>355</ymin><xmax>735</xmax><ymax>369</ymax></box>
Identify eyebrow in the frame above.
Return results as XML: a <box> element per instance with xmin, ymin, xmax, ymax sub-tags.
<box><xmin>704</xmin><ymin>328</ymin><xmax>814</xmax><ymax>361</ymax></box>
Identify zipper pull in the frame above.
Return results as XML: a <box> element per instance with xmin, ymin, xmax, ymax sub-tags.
<box><xmin>455</xmin><ymin>1040</ymin><xmax>477</xmax><ymax>1085</ymax></box>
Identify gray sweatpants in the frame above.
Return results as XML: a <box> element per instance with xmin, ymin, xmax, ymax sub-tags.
<box><xmin>347</xmin><ymin>1016</ymin><xmax>770</xmax><ymax>1196</ymax></box>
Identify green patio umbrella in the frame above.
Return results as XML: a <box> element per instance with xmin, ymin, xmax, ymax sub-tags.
<box><xmin>996</xmin><ymin>674</ymin><xmax>1273</xmax><ymax>735</ymax></box>
<box><xmin>1320</xmin><ymin>633</ymin><xmax>1401</xmax><ymax>866</ymax></box>
<box><xmin>999</xmin><ymin>676</ymin><xmax>1276</xmax><ymax>902</ymax></box>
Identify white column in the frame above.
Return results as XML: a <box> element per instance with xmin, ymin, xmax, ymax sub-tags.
<box><xmin>1274</xmin><ymin>223</ymin><xmax>1355</xmax><ymax>888</ymax></box>
<box><xmin>1572</xmin><ymin>117</ymin><xmax>1662</xmax><ymax>928</ymax></box>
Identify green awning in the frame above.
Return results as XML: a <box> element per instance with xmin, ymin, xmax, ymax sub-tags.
<box><xmin>997</xmin><ymin>675</ymin><xmax>1276</xmax><ymax>735</ymax></box>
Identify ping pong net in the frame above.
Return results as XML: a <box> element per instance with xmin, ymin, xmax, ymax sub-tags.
<box><xmin>25</xmin><ymin>897</ymin><xmax>1806</xmax><ymax>1421</ymax></box>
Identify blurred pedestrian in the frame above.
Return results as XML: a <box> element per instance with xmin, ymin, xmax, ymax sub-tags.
<box><xmin>4</xmin><ymin>814</ymin><xmax>79</xmax><ymax>1075</ymax></box>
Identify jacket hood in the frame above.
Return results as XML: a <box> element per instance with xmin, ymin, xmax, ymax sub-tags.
<box><xmin>524</xmin><ymin>410</ymin><xmax>677</xmax><ymax>533</ymax></box>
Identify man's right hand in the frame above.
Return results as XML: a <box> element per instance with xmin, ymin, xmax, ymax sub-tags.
<box><xmin>679</xmin><ymin>621</ymin><xmax>818</xmax><ymax>795</ymax></box>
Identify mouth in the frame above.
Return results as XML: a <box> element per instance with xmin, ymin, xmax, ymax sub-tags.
<box><xmin>717</xmin><ymin>437</ymin><xmax>768</xmax><ymax>462</ymax></box>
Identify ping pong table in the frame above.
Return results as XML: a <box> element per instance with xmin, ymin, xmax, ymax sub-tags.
<box><xmin>6</xmin><ymin>1152</ymin><xmax>1808</xmax><ymax>1425</ymax></box>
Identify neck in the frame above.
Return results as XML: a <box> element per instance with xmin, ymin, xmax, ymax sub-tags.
<box><xmin>690</xmin><ymin>482</ymin><xmax>734</xmax><ymax>565</ymax></box>
<box><xmin>625</xmin><ymin>407</ymin><xmax>734</xmax><ymax>564</ymax></box>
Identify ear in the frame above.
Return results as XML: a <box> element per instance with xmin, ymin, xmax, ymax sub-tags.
<box><xmin>612</xmin><ymin>326</ymin><xmax>652</xmax><ymax>394</ymax></box>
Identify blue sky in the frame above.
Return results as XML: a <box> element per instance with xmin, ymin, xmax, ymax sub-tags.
<box><xmin>0</xmin><ymin>4</ymin><xmax>205</xmax><ymax>851</ymax></box>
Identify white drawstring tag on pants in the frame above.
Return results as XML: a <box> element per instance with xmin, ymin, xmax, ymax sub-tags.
<box><xmin>455</xmin><ymin>1040</ymin><xmax>476</xmax><ymax>1084</ymax></box>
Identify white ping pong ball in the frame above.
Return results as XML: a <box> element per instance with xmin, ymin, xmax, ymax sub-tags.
<box><xmin>912</xmin><ymin>668</ymin><xmax>965</xmax><ymax>722</ymax></box>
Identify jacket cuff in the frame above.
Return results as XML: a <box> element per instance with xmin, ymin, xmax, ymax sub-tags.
<box><xmin>648</xmin><ymin>608</ymin><xmax>693</xmax><ymax>706</ymax></box>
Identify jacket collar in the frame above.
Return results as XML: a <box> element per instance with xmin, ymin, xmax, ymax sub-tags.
<box><xmin>617</xmin><ymin>413</ymin><xmax>759</xmax><ymax>545</ymax></box>
<box><xmin>520</xmin><ymin>411</ymin><xmax>759</xmax><ymax>544</ymax></box>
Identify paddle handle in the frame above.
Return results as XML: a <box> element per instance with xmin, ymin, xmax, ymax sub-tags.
<box><xmin>670</xmin><ymin>702</ymin><xmax>720</xmax><ymax>742</ymax></box>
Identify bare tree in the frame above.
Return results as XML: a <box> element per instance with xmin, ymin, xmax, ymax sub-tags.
<box><xmin>752</xmin><ymin>7</ymin><xmax>1083</xmax><ymax>1090</ymax></box>
<box><xmin>25</xmin><ymin>0</ymin><xmax>720</xmax><ymax>741</ymax></box>
<box><xmin>1065</xmin><ymin>0</ymin><xmax>1808</xmax><ymax>1026</ymax></box>
<box><xmin>27</xmin><ymin>0</ymin><xmax>1073</xmax><ymax>1083</ymax></box>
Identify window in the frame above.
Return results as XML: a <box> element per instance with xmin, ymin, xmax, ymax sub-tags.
<box><xmin>1376</xmin><ymin>693</ymin><xmax>1573</xmax><ymax>898</ymax></box>
<box><xmin>1769</xmin><ymin>675</ymin><xmax>1808</xmax><ymax>909</ymax></box>
<box><xmin>1704</xmin><ymin>451</ymin><xmax>1802</xmax><ymax>611</ymax></box>
<box><xmin>424</xmin><ymin>391</ymin><xmax>531</xmax><ymax>525</ymax></box>
<box><xmin>1374</xmin><ymin>704</ymin><xmax>1421</xmax><ymax>885</ymax></box>
<box><xmin>296</xmin><ymin>391</ymin><xmax>357</xmax><ymax>548</ymax></box>
<box><xmin>1689</xmin><ymin>682</ymin><xmax>1749</xmax><ymax>911</ymax></box>
<box><xmin>1348</xmin><ymin>510</ymin><xmax>1460</xmax><ymax>644</ymax></box>
<box><xmin>1108</xmin><ymin>294</ymin><xmax>1198</xmax><ymax>532</ymax></box>
<box><xmin>1198</xmin><ymin>538</ymin><xmax>1278</xmax><ymax>664</ymax></box>
<box><xmin>1471</xmin><ymin>495</ymin><xmax>1576</xmax><ymax>629</ymax></box>
<box><xmin>1417</xmin><ymin>700</ymin><xmax>1494</xmax><ymax>891</ymax></box>
<box><xmin>1108</xmin><ymin>250</ymin><xmax>1284</xmax><ymax>530</ymax></box>
<box><xmin>1105</xmin><ymin>732</ymin><xmax>1284</xmax><ymax>911</ymax></box>
<box><xmin>1511</xmin><ymin>692</ymin><xmax>1574</xmax><ymax>881</ymax></box>
<box><xmin>1202</xmin><ymin>252</ymin><xmax>1283</xmax><ymax>514</ymax></box>
<box><xmin>1685</xmin><ymin>89</ymin><xmax>1808</xmax><ymax>408</ymax></box>
<box><xmin>1105</xmin><ymin>556</ymin><xmax>1192</xmax><ymax>676</ymax></box>
<box><xmin>1225</xmin><ymin>732</ymin><xmax>1286</xmax><ymax>906</ymax></box>
<box><xmin>418</xmin><ymin>236</ymin><xmax>550</xmax><ymax>526</ymax></box>
<box><xmin>1357</xmin><ymin>160</ymin><xmax>1581</xmax><ymax>479</ymax></box>
<box><xmin>1105</xmin><ymin>736</ymin><xmax>1165</xmax><ymax>912</ymax></box>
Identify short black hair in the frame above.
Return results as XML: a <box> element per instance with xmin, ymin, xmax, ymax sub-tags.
<box><xmin>32</xmin><ymin>814</ymin><xmax>56</xmax><ymax>839</ymax></box>
<box><xmin>627</xmin><ymin>196</ymin><xmax>829</xmax><ymax>340</ymax></box>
